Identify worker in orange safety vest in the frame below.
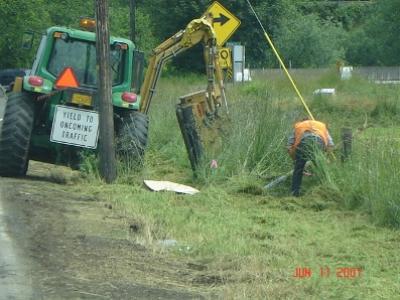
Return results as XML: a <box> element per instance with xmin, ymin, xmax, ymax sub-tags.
<box><xmin>287</xmin><ymin>118</ymin><xmax>334</xmax><ymax>197</ymax></box>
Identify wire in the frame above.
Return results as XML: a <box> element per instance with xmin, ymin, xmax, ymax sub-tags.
<box><xmin>245</xmin><ymin>0</ymin><xmax>315</xmax><ymax>121</ymax></box>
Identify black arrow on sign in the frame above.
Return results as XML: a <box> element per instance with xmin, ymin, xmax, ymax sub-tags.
<box><xmin>213</xmin><ymin>13</ymin><xmax>230</xmax><ymax>26</ymax></box>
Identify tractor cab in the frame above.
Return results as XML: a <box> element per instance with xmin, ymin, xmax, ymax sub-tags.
<box><xmin>23</xmin><ymin>21</ymin><xmax>143</xmax><ymax>111</ymax></box>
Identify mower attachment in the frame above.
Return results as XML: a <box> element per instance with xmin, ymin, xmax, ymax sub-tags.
<box><xmin>176</xmin><ymin>91</ymin><xmax>225</xmax><ymax>172</ymax></box>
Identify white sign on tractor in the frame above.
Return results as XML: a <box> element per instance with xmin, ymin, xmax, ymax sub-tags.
<box><xmin>50</xmin><ymin>105</ymin><xmax>99</xmax><ymax>149</ymax></box>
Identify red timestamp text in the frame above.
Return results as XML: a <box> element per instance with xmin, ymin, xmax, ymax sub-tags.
<box><xmin>336</xmin><ymin>267</ymin><xmax>363</xmax><ymax>278</ymax></box>
<box><xmin>293</xmin><ymin>267</ymin><xmax>363</xmax><ymax>279</ymax></box>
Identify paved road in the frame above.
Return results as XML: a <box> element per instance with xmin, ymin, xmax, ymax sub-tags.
<box><xmin>0</xmin><ymin>86</ymin><xmax>6</xmax><ymax>133</ymax></box>
<box><xmin>0</xmin><ymin>183</ymin><xmax>37</xmax><ymax>300</ymax></box>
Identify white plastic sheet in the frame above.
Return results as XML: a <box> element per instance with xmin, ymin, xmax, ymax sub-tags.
<box><xmin>144</xmin><ymin>180</ymin><xmax>200</xmax><ymax>195</ymax></box>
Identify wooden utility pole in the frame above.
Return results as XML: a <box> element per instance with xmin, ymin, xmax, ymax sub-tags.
<box><xmin>129</xmin><ymin>0</ymin><xmax>136</xmax><ymax>43</ymax></box>
<box><xmin>96</xmin><ymin>0</ymin><xmax>117</xmax><ymax>183</ymax></box>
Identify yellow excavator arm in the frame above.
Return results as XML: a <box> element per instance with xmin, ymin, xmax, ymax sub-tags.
<box><xmin>139</xmin><ymin>15</ymin><xmax>227</xmax><ymax>115</ymax></box>
<box><xmin>138</xmin><ymin>15</ymin><xmax>229</xmax><ymax>171</ymax></box>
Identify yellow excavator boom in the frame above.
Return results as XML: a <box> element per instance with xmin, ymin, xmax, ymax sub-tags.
<box><xmin>138</xmin><ymin>14</ymin><xmax>229</xmax><ymax>171</ymax></box>
<box><xmin>139</xmin><ymin>15</ymin><xmax>227</xmax><ymax>115</ymax></box>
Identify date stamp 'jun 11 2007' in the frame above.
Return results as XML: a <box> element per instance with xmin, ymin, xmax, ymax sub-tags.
<box><xmin>293</xmin><ymin>267</ymin><xmax>363</xmax><ymax>279</ymax></box>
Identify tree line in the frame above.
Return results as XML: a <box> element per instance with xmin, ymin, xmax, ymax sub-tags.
<box><xmin>0</xmin><ymin>0</ymin><xmax>399</xmax><ymax>70</ymax></box>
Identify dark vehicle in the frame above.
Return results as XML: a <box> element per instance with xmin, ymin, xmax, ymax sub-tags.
<box><xmin>0</xmin><ymin>69</ymin><xmax>29</xmax><ymax>92</ymax></box>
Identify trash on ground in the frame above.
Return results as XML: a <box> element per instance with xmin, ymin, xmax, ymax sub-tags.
<box><xmin>144</xmin><ymin>180</ymin><xmax>200</xmax><ymax>195</ymax></box>
<box><xmin>210</xmin><ymin>159</ymin><xmax>218</xmax><ymax>169</ymax></box>
<box><xmin>313</xmin><ymin>88</ymin><xmax>336</xmax><ymax>96</ymax></box>
<box><xmin>178</xmin><ymin>246</ymin><xmax>192</xmax><ymax>252</ymax></box>
<box><xmin>157</xmin><ymin>239</ymin><xmax>178</xmax><ymax>247</ymax></box>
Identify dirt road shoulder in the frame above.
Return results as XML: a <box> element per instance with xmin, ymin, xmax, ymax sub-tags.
<box><xmin>0</xmin><ymin>165</ymin><xmax>216</xmax><ymax>299</ymax></box>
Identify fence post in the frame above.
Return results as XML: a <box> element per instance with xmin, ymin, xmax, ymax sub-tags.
<box><xmin>341</xmin><ymin>127</ymin><xmax>352</xmax><ymax>162</ymax></box>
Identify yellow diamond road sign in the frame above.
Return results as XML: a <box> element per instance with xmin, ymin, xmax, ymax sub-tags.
<box><xmin>206</xmin><ymin>1</ymin><xmax>241</xmax><ymax>46</ymax></box>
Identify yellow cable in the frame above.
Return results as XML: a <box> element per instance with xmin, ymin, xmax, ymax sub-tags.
<box><xmin>263</xmin><ymin>32</ymin><xmax>338</xmax><ymax>159</ymax></box>
<box><xmin>262</xmin><ymin>32</ymin><xmax>314</xmax><ymax>120</ymax></box>
<box><xmin>245</xmin><ymin>0</ymin><xmax>314</xmax><ymax>120</ymax></box>
<box><xmin>246</xmin><ymin>0</ymin><xmax>336</xmax><ymax>159</ymax></box>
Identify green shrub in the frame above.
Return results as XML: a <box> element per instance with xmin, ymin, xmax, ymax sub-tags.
<box><xmin>79</xmin><ymin>152</ymin><xmax>100</xmax><ymax>180</ymax></box>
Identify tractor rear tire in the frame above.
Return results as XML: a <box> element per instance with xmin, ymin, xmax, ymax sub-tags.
<box><xmin>0</xmin><ymin>92</ymin><xmax>34</xmax><ymax>177</ymax></box>
<box><xmin>116</xmin><ymin>111</ymin><xmax>149</xmax><ymax>165</ymax></box>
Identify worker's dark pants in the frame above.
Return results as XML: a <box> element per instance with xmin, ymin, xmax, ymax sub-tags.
<box><xmin>291</xmin><ymin>136</ymin><xmax>324</xmax><ymax>197</ymax></box>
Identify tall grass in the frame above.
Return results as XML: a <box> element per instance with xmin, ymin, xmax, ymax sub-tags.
<box><xmin>324</xmin><ymin>129</ymin><xmax>400</xmax><ymax>228</ymax></box>
<box><xmin>80</xmin><ymin>69</ymin><xmax>400</xmax><ymax>228</ymax></box>
<box><xmin>209</xmin><ymin>83</ymin><xmax>294</xmax><ymax>179</ymax></box>
<box><xmin>201</xmin><ymin>71</ymin><xmax>400</xmax><ymax>228</ymax></box>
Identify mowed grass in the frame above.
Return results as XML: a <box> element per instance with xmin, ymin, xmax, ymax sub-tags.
<box><xmin>78</xmin><ymin>70</ymin><xmax>400</xmax><ymax>298</ymax></box>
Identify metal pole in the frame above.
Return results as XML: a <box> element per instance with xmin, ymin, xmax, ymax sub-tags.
<box><xmin>242</xmin><ymin>46</ymin><xmax>245</xmax><ymax>83</ymax></box>
<box><xmin>129</xmin><ymin>0</ymin><xmax>136</xmax><ymax>43</ymax></box>
<box><xmin>96</xmin><ymin>0</ymin><xmax>117</xmax><ymax>183</ymax></box>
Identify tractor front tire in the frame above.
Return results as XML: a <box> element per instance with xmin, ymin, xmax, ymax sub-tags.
<box><xmin>0</xmin><ymin>92</ymin><xmax>34</xmax><ymax>177</ymax></box>
<box><xmin>116</xmin><ymin>111</ymin><xmax>149</xmax><ymax>165</ymax></box>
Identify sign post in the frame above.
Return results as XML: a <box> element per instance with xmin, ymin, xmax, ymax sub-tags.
<box><xmin>206</xmin><ymin>1</ymin><xmax>241</xmax><ymax>46</ymax></box>
<box><xmin>96</xmin><ymin>0</ymin><xmax>117</xmax><ymax>183</ymax></box>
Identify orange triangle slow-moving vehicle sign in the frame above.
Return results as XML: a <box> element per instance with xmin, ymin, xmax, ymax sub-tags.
<box><xmin>55</xmin><ymin>67</ymin><xmax>80</xmax><ymax>89</ymax></box>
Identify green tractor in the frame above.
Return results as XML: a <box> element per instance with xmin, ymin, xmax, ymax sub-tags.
<box><xmin>0</xmin><ymin>19</ymin><xmax>148</xmax><ymax>176</ymax></box>
<box><xmin>0</xmin><ymin>15</ymin><xmax>229</xmax><ymax>177</ymax></box>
